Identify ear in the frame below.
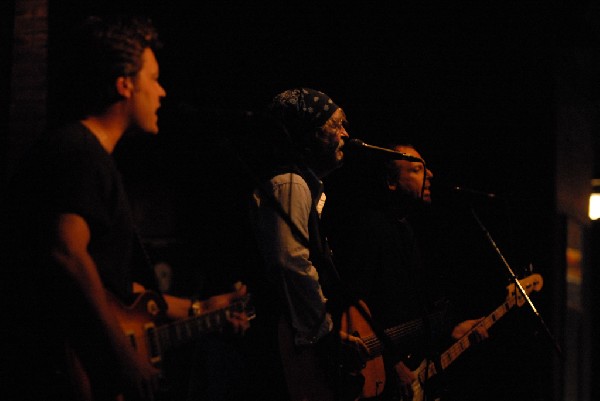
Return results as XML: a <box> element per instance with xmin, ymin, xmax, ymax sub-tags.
<box><xmin>387</xmin><ymin>178</ymin><xmax>397</xmax><ymax>191</ymax></box>
<box><xmin>115</xmin><ymin>76</ymin><xmax>134</xmax><ymax>98</ymax></box>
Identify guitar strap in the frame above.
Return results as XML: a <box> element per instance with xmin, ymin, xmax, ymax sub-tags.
<box><xmin>132</xmin><ymin>227</ymin><xmax>166</xmax><ymax>304</ymax></box>
<box><xmin>247</xmin><ymin>166</ymin><xmax>351</xmax><ymax>319</ymax></box>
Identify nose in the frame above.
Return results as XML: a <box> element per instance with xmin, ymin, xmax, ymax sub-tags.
<box><xmin>340</xmin><ymin>126</ymin><xmax>349</xmax><ymax>139</ymax></box>
<box><xmin>159</xmin><ymin>83</ymin><xmax>167</xmax><ymax>98</ymax></box>
<box><xmin>426</xmin><ymin>167</ymin><xmax>434</xmax><ymax>179</ymax></box>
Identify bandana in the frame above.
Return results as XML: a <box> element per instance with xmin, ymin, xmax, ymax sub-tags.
<box><xmin>268</xmin><ymin>88</ymin><xmax>339</xmax><ymax>144</ymax></box>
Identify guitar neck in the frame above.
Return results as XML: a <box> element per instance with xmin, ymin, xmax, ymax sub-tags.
<box><xmin>419</xmin><ymin>274</ymin><xmax>542</xmax><ymax>381</ymax></box>
<box><xmin>362</xmin><ymin>310</ymin><xmax>446</xmax><ymax>360</ymax></box>
<box><xmin>437</xmin><ymin>297</ymin><xmax>515</xmax><ymax>373</ymax></box>
<box><xmin>154</xmin><ymin>297</ymin><xmax>248</xmax><ymax>354</ymax></box>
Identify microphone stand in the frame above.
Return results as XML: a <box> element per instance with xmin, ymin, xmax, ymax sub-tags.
<box><xmin>469</xmin><ymin>207</ymin><xmax>563</xmax><ymax>358</ymax></box>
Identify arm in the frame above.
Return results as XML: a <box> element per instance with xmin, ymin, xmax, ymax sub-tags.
<box><xmin>252</xmin><ymin>174</ymin><xmax>332</xmax><ymax>345</ymax></box>
<box><xmin>133</xmin><ymin>281</ymin><xmax>250</xmax><ymax>334</ymax></box>
<box><xmin>52</xmin><ymin>213</ymin><xmax>160</xmax><ymax>400</ymax></box>
<box><xmin>165</xmin><ymin>284</ymin><xmax>251</xmax><ymax>335</ymax></box>
<box><xmin>252</xmin><ymin>174</ymin><xmax>367</xmax><ymax>353</ymax></box>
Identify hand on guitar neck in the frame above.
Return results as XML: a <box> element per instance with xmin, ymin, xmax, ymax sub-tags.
<box><xmin>393</xmin><ymin>318</ymin><xmax>489</xmax><ymax>401</ymax></box>
<box><xmin>340</xmin><ymin>273</ymin><xmax>542</xmax><ymax>401</ymax></box>
<box><xmin>188</xmin><ymin>282</ymin><xmax>252</xmax><ymax>335</ymax></box>
<box><xmin>71</xmin><ymin>282</ymin><xmax>255</xmax><ymax>401</ymax></box>
<box><xmin>133</xmin><ymin>281</ymin><xmax>252</xmax><ymax>335</ymax></box>
<box><xmin>450</xmin><ymin>317</ymin><xmax>489</xmax><ymax>342</ymax></box>
<box><xmin>406</xmin><ymin>273</ymin><xmax>543</xmax><ymax>401</ymax></box>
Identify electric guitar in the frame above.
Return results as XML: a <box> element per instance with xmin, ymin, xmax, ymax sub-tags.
<box><xmin>66</xmin><ymin>289</ymin><xmax>254</xmax><ymax>401</ymax></box>
<box><xmin>107</xmin><ymin>290</ymin><xmax>255</xmax><ymax>368</ymax></box>
<box><xmin>340</xmin><ymin>301</ymin><xmax>447</xmax><ymax>399</ymax></box>
<box><xmin>340</xmin><ymin>273</ymin><xmax>543</xmax><ymax>400</ymax></box>
<box><xmin>278</xmin><ymin>297</ymin><xmax>433</xmax><ymax>401</ymax></box>
<box><xmin>409</xmin><ymin>273</ymin><xmax>543</xmax><ymax>401</ymax></box>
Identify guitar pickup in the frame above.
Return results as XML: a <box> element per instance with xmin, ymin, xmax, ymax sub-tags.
<box><xmin>144</xmin><ymin>323</ymin><xmax>162</xmax><ymax>365</ymax></box>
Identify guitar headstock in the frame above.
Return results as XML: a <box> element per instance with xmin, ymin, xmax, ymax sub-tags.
<box><xmin>505</xmin><ymin>273</ymin><xmax>543</xmax><ymax>306</ymax></box>
<box><xmin>237</xmin><ymin>294</ymin><xmax>257</xmax><ymax>321</ymax></box>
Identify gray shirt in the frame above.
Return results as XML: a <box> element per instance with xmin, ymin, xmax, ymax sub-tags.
<box><xmin>250</xmin><ymin>171</ymin><xmax>333</xmax><ymax>345</ymax></box>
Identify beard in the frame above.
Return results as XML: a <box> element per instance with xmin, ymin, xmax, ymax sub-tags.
<box><xmin>304</xmin><ymin>137</ymin><xmax>344</xmax><ymax>177</ymax></box>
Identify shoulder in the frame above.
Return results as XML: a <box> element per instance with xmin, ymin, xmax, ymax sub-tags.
<box><xmin>46</xmin><ymin>122</ymin><xmax>103</xmax><ymax>152</ymax></box>
<box><xmin>252</xmin><ymin>172</ymin><xmax>313</xmax><ymax>212</ymax></box>
<box><xmin>269</xmin><ymin>172</ymin><xmax>308</xmax><ymax>187</ymax></box>
<box><xmin>259</xmin><ymin>173</ymin><xmax>311</xmax><ymax>202</ymax></box>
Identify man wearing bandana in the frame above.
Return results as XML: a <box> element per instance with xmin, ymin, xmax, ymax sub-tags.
<box><xmin>247</xmin><ymin>88</ymin><xmax>368</xmax><ymax>401</ymax></box>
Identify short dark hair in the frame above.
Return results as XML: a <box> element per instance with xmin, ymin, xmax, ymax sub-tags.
<box><xmin>382</xmin><ymin>141</ymin><xmax>415</xmax><ymax>180</ymax></box>
<box><xmin>70</xmin><ymin>15</ymin><xmax>161</xmax><ymax>116</ymax></box>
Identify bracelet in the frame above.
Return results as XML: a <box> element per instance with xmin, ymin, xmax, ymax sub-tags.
<box><xmin>189</xmin><ymin>299</ymin><xmax>202</xmax><ymax>316</ymax></box>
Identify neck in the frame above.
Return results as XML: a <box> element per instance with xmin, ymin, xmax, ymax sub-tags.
<box><xmin>308</xmin><ymin>158</ymin><xmax>340</xmax><ymax>179</ymax></box>
<box><xmin>80</xmin><ymin>113</ymin><xmax>128</xmax><ymax>154</ymax></box>
<box><xmin>387</xmin><ymin>191</ymin><xmax>417</xmax><ymax>220</ymax></box>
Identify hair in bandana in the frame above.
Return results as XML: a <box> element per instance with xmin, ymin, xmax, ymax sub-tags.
<box><xmin>268</xmin><ymin>88</ymin><xmax>339</xmax><ymax>148</ymax></box>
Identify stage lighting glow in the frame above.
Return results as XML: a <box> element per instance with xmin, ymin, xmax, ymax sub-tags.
<box><xmin>590</xmin><ymin>193</ymin><xmax>600</xmax><ymax>220</ymax></box>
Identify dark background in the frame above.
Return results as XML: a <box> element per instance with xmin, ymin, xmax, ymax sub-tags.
<box><xmin>47</xmin><ymin>3</ymin><xmax>563</xmax><ymax>276</ymax></box>
<box><xmin>41</xmin><ymin>1</ymin><xmax>598</xmax><ymax>400</ymax></box>
<box><xmin>48</xmin><ymin>1</ymin><xmax>564</xmax><ymax>249</ymax></box>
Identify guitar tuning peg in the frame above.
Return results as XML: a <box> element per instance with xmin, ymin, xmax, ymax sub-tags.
<box><xmin>524</xmin><ymin>263</ymin><xmax>533</xmax><ymax>275</ymax></box>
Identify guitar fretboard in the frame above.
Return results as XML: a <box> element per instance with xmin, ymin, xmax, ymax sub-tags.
<box><xmin>148</xmin><ymin>297</ymin><xmax>250</xmax><ymax>359</ymax></box>
<box><xmin>362</xmin><ymin>309</ymin><xmax>447</xmax><ymax>360</ymax></box>
<box><xmin>417</xmin><ymin>274</ymin><xmax>543</xmax><ymax>383</ymax></box>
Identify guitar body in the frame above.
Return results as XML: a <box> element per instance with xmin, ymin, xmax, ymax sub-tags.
<box><xmin>340</xmin><ymin>300</ymin><xmax>386</xmax><ymax>399</ymax></box>
<box><xmin>409</xmin><ymin>359</ymin><xmax>438</xmax><ymax>401</ymax></box>
<box><xmin>67</xmin><ymin>289</ymin><xmax>252</xmax><ymax>400</ymax></box>
<box><xmin>106</xmin><ymin>290</ymin><xmax>170</xmax><ymax>366</ymax></box>
<box><xmin>62</xmin><ymin>291</ymin><xmax>167</xmax><ymax>401</ymax></box>
<box><xmin>278</xmin><ymin>317</ymin><xmax>336</xmax><ymax>401</ymax></box>
<box><xmin>107</xmin><ymin>289</ymin><xmax>253</xmax><ymax>365</ymax></box>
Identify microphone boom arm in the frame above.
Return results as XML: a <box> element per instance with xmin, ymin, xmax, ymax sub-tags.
<box><xmin>347</xmin><ymin>138</ymin><xmax>424</xmax><ymax>163</ymax></box>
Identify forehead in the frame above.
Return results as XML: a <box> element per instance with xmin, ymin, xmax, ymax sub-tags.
<box><xmin>393</xmin><ymin>145</ymin><xmax>418</xmax><ymax>154</ymax></box>
<box><xmin>389</xmin><ymin>146</ymin><xmax>424</xmax><ymax>171</ymax></box>
<box><xmin>328</xmin><ymin>108</ymin><xmax>346</xmax><ymax>122</ymax></box>
<box><xmin>140</xmin><ymin>47</ymin><xmax>159</xmax><ymax>73</ymax></box>
<box><xmin>393</xmin><ymin>145</ymin><xmax>421</xmax><ymax>158</ymax></box>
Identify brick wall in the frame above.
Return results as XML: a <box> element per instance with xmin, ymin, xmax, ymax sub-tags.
<box><xmin>5</xmin><ymin>0</ymin><xmax>48</xmax><ymax>183</ymax></box>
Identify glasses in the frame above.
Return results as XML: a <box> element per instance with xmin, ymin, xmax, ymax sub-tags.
<box><xmin>327</xmin><ymin>119</ymin><xmax>347</xmax><ymax>133</ymax></box>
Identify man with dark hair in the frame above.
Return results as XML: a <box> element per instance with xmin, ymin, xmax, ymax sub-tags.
<box><xmin>324</xmin><ymin>142</ymin><xmax>488</xmax><ymax>400</ymax></box>
<box><xmin>1</xmin><ymin>15</ymin><xmax>248</xmax><ymax>401</ymax></box>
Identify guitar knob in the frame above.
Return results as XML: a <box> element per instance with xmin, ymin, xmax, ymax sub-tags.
<box><xmin>146</xmin><ymin>300</ymin><xmax>160</xmax><ymax>316</ymax></box>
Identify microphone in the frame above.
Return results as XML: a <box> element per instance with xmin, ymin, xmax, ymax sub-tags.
<box><xmin>451</xmin><ymin>186</ymin><xmax>497</xmax><ymax>199</ymax></box>
<box><xmin>347</xmin><ymin>138</ymin><xmax>424</xmax><ymax>163</ymax></box>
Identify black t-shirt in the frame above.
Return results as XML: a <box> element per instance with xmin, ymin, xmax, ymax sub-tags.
<box><xmin>324</xmin><ymin>194</ymin><xmax>454</xmax><ymax>359</ymax></box>
<box><xmin>4</xmin><ymin>122</ymin><xmax>135</xmax><ymax>300</ymax></box>
<box><xmin>1</xmin><ymin>122</ymin><xmax>138</xmax><ymax>399</ymax></box>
